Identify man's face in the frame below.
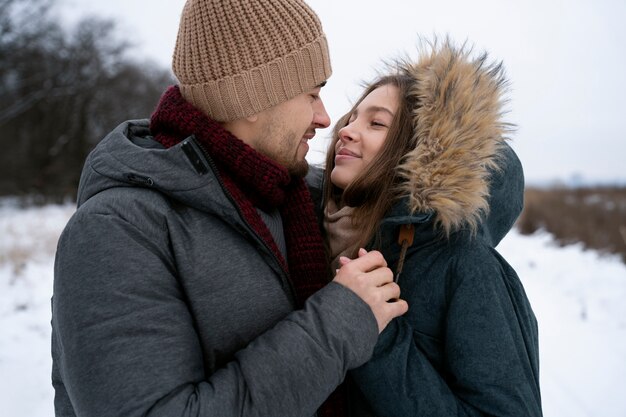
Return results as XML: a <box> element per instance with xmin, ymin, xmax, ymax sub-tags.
<box><xmin>251</xmin><ymin>85</ymin><xmax>330</xmax><ymax>177</ymax></box>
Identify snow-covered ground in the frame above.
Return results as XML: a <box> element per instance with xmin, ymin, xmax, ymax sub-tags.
<box><xmin>0</xmin><ymin>202</ymin><xmax>76</xmax><ymax>417</ymax></box>
<box><xmin>1</xmin><ymin>202</ymin><xmax>625</xmax><ymax>416</ymax></box>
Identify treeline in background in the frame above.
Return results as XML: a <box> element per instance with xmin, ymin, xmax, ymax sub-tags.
<box><xmin>1</xmin><ymin>0</ymin><xmax>625</xmax><ymax>263</ymax></box>
<box><xmin>0</xmin><ymin>0</ymin><xmax>173</xmax><ymax>200</ymax></box>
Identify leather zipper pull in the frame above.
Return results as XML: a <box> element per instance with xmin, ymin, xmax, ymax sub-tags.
<box><xmin>395</xmin><ymin>224</ymin><xmax>414</xmax><ymax>283</ymax></box>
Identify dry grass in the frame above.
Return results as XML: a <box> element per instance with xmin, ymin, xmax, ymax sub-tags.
<box><xmin>0</xmin><ymin>203</ymin><xmax>75</xmax><ymax>277</ymax></box>
<box><xmin>517</xmin><ymin>186</ymin><xmax>626</xmax><ymax>263</ymax></box>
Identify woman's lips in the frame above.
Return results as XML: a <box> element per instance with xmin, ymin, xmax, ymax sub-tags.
<box><xmin>337</xmin><ymin>148</ymin><xmax>359</xmax><ymax>157</ymax></box>
<box><xmin>336</xmin><ymin>147</ymin><xmax>360</xmax><ymax>161</ymax></box>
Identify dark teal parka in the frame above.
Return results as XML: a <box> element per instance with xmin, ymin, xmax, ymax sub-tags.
<box><xmin>311</xmin><ymin>43</ymin><xmax>542</xmax><ymax>416</ymax></box>
<box><xmin>350</xmin><ymin>144</ymin><xmax>542</xmax><ymax>416</ymax></box>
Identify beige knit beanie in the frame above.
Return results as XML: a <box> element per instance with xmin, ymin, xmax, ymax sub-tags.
<box><xmin>172</xmin><ymin>0</ymin><xmax>332</xmax><ymax>122</ymax></box>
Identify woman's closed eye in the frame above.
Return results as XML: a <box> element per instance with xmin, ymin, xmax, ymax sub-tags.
<box><xmin>371</xmin><ymin>120</ymin><xmax>389</xmax><ymax>128</ymax></box>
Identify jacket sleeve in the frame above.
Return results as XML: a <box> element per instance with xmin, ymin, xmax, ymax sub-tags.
<box><xmin>52</xmin><ymin>207</ymin><xmax>378</xmax><ymax>417</ymax></box>
<box><xmin>350</xmin><ymin>254</ymin><xmax>542</xmax><ymax>416</ymax></box>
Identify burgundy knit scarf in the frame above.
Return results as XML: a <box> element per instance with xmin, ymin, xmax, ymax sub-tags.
<box><xmin>150</xmin><ymin>86</ymin><xmax>345</xmax><ymax>416</ymax></box>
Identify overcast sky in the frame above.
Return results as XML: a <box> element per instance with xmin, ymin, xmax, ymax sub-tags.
<box><xmin>60</xmin><ymin>0</ymin><xmax>626</xmax><ymax>185</ymax></box>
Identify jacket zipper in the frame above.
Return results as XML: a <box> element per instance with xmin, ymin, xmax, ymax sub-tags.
<box><xmin>187</xmin><ymin>136</ymin><xmax>298</xmax><ymax>305</ymax></box>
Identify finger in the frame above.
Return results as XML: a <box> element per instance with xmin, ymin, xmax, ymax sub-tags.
<box><xmin>359</xmin><ymin>266</ymin><xmax>394</xmax><ymax>287</ymax></box>
<box><xmin>358</xmin><ymin>248</ymin><xmax>368</xmax><ymax>257</ymax></box>
<box><xmin>386</xmin><ymin>299</ymin><xmax>409</xmax><ymax>317</ymax></box>
<box><xmin>378</xmin><ymin>282</ymin><xmax>401</xmax><ymax>301</ymax></box>
<box><xmin>344</xmin><ymin>250</ymin><xmax>387</xmax><ymax>272</ymax></box>
<box><xmin>339</xmin><ymin>256</ymin><xmax>351</xmax><ymax>266</ymax></box>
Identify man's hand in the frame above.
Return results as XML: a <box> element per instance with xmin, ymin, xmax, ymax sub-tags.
<box><xmin>333</xmin><ymin>249</ymin><xmax>408</xmax><ymax>333</ymax></box>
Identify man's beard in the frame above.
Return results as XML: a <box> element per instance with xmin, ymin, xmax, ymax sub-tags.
<box><xmin>255</xmin><ymin>114</ymin><xmax>311</xmax><ymax>177</ymax></box>
<box><xmin>258</xmin><ymin>129</ymin><xmax>309</xmax><ymax>177</ymax></box>
<box><xmin>280</xmin><ymin>134</ymin><xmax>309</xmax><ymax>178</ymax></box>
<box><xmin>288</xmin><ymin>159</ymin><xmax>309</xmax><ymax>177</ymax></box>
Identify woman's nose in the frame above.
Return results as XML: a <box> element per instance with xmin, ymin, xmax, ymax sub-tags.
<box><xmin>339</xmin><ymin>124</ymin><xmax>358</xmax><ymax>142</ymax></box>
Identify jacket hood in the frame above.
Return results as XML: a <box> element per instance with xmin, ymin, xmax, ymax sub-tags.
<box><xmin>393</xmin><ymin>41</ymin><xmax>521</xmax><ymax>244</ymax></box>
<box><xmin>76</xmin><ymin>119</ymin><xmax>233</xmax><ymax>215</ymax></box>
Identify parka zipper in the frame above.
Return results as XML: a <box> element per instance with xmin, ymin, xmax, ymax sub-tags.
<box><xmin>185</xmin><ymin>136</ymin><xmax>298</xmax><ymax>305</ymax></box>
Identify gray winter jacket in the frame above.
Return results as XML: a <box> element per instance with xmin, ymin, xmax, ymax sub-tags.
<box><xmin>51</xmin><ymin>120</ymin><xmax>379</xmax><ymax>417</ymax></box>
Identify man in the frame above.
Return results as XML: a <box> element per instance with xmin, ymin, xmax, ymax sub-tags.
<box><xmin>51</xmin><ymin>0</ymin><xmax>407</xmax><ymax>416</ymax></box>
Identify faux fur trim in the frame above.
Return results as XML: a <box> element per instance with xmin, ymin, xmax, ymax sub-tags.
<box><xmin>396</xmin><ymin>39</ymin><xmax>512</xmax><ymax>236</ymax></box>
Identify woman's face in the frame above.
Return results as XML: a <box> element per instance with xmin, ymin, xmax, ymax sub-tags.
<box><xmin>330</xmin><ymin>84</ymin><xmax>400</xmax><ymax>190</ymax></box>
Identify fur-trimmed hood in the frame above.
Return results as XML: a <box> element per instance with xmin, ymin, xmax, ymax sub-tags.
<box><xmin>395</xmin><ymin>41</ymin><xmax>519</xmax><ymax>241</ymax></box>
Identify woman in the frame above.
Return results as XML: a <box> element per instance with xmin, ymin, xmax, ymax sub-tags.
<box><xmin>318</xmin><ymin>41</ymin><xmax>542</xmax><ymax>416</ymax></box>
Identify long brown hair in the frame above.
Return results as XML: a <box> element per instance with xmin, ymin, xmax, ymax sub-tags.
<box><xmin>322</xmin><ymin>74</ymin><xmax>419</xmax><ymax>255</ymax></box>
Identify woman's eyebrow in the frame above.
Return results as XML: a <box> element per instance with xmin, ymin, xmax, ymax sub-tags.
<box><xmin>350</xmin><ymin>106</ymin><xmax>394</xmax><ymax>119</ymax></box>
<box><xmin>364</xmin><ymin>106</ymin><xmax>394</xmax><ymax>117</ymax></box>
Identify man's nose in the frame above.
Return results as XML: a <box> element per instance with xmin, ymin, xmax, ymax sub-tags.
<box><xmin>313</xmin><ymin>98</ymin><xmax>331</xmax><ymax>128</ymax></box>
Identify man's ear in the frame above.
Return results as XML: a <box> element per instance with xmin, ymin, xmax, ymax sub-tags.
<box><xmin>222</xmin><ymin>113</ymin><xmax>263</xmax><ymax>147</ymax></box>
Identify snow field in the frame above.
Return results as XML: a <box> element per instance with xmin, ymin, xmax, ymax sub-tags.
<box><xmin>1</xmin><ymin>203</ymin><xmax>625</xmax><ymax>416</ymax></box>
